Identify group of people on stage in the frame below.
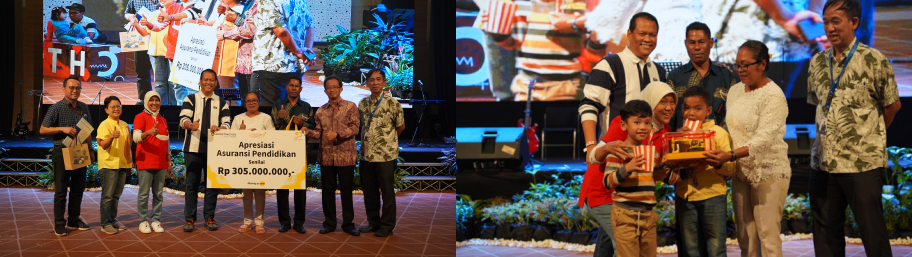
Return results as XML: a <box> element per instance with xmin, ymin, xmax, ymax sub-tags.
<box><xmin>116</xmin><ymin>0</ymin><xmax>316</xmax><ymax>107</ymax></box>
<box><xmin>39</xmin><ymin>67</ymin><xmax>405</xmax><ymax>238</ymax></box>
<box><xmin>572</xmin><ymin>0</ymin><xmax>901</xmax><ymax>256</ymax></box>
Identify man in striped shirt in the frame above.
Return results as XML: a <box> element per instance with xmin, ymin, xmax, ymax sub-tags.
<box><xmin>593</xmin><ymin>100</ymin><xmax>679</xmax><ymax>257</ymax></box>
<box><xmin>179</xmin><ymin>69</ymin><xmax>231</xmax><ymax>232</ymax></box>
<box><xmin>486</xmin><ymin>1</ymin><xmax>606</xmax><ymax>101</ymax></box>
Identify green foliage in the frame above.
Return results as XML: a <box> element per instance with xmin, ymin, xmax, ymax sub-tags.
<box><xmin>883</xmin><ymin>197</ymin><xmax>901</xmax><ymax>230</ymax></box>
<box><xmin>886</xmin><ymin>146</ymin><xmax>912</xmax><ymax>187</ymax></box>
<box><xmin>438</xmin><ymin>148</ymin><xmax>457</xmax><ymax>175</ymax></box>
<box><xmin>318</xmin><ymin>14</ymin><xmax>413</xmax><ymax>82</ymax></box>
<box><xmin>384</xmin><ymin>65</ymin><xmax>413</xmax><ymax>91</ymax></box>
<box><xmin>457</xmin><ymin>195</ymin><xmax>476</xmax><ymax>230</ymax></box>
<box><xmin>307</xmin><ymin>164</ymin><xmax>322</xmax><ymax>185</ymax></box>
<box><xmin>655</xmin><ymin>200</ymin><xmax>676</xmax><ymax>229</ymax></box>
<box><xmin>512</xmin><ymin>174</ymin><xmax>583</xmax><ymax>202</ymax></box>
<box><xmin>169</xmin><ymin>150</ymin><xmax>186</xmax><ymax>185</ymax></box>
<box><xmin>782</xmin><ymin>194</ymin><xmax>810</xmax><ymax>220</ymax></box>
<box><xmin>655</xmin><ymin>181</ymin><xmax>675</xmax><ymax>202</ymax></box>
<box><xmin>393</xmin><ymin>156</ymin><xmax>411</xmax><ymax>190</ymax></box>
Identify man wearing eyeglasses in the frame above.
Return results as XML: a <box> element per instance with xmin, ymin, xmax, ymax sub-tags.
<box><xmin>40</xmin><ymin>75</ymin><xmax>96</xmax><ymax>236</ymax></box>
<box><xmin>301</xmin><ymin>76</ymin><xmax>361</xmax><ymax>236</ymax></box>
<box><xmin>271</xmin><ymin>75</ymin><xmax>315</xmax><ymax>234</ymax></box>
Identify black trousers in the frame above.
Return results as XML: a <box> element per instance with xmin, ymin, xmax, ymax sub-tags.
<box><xmin>360</xmin><ymin>159</ymin><xmax>397</xmax><ymax>231</ymax></box>
<box><xmin>183</xmin><ymin>152</ymin><xmax>219</xmax><ymax>221</ymax></box>
<box><xmin>134</xmin><ymin>50</ymin><xmax>152</xmax><ymax>102</ymax></box>
<box><xmin>321</xmin><ymin>165</ymin><xmax>355</xmax><ymax>230</ymax></box>
<box><xmin>276</xmin><ymin>189</ymin><xmax>306</xmax><ymax>226</ymax></box>
<box><xmin>809</xmin><ymin>168</ymin><xmax>892</xmax><ymax>256</ymax></box>
<box><xmin>51</xmin><ymin>146</ymin><xmax>86</xmax><ymax>226</ymax></box>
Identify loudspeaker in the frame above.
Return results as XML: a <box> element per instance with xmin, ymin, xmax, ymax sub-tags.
<box><xmin>785</xmin><ymin>124</ymin><xmax>816</xmax><ymax>155</ymax></box>
<box><xmin>456</xmin><ymin>127</ymin><xmax>530</xmax><ymax>171</ymax></box>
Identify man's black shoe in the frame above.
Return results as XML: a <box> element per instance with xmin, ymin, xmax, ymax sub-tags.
<box><xmin>54</xmin><ymin>225</ymin><xmax>69</xmax><ymax>236</ymax></box>
<box><xmin>278</xmin><ymin>224</ymin><xmax>291</xmax><ymax>233</ymax></box>
<box><xmin>318</xmin><ymin>228</ymin><xmax>334</xmax><ymax>234</ymax></box>
<box><xmin>345</xmin><ymin>228</ymin><xmax>361</xmax><ymax>236</ymax></box>
<box><xmin>293</xmin><ymin>224</ymin><xmax>307</xmax><ymax>234</ymax></box>
<box><xmin>374</xmin><ymin>229</ymin><xmax>392</xmax><ymax>237</ymax></box>
<box><xmin>358</xmin><ymin>225</ymin><xmax>379</xmax><ymax>233</ymax></box>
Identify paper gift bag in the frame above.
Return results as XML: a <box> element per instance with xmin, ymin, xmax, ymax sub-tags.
<box><xmin>634</xmin><ymin>145</ymin><xmax>655</xmax><ymax>171</ymax></box>
<box><xmin>61</xmin><ymin>143</ymin><xmax>91</xmax><ymax>170</ymax></box>
<box><xmin>481</xmin><ymin>0</ymin><xmax>517</xmax><ymax>34</ymax></box>
<box><xmin>120</xmin><ymin>30</ymin><xmax>150</xmax><ymax>52</ymax></box>
<box><xmin>212</xmin><ymin>38</ymin><xmax>238</xmax><ymax>77</ymax></box>
<box><xmin>683</xmin><ymin>119</ymin><xmax>703</xmax><ymax>131</ymax></box>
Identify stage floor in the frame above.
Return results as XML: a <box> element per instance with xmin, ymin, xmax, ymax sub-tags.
<box><xmin>458</xmin><ymin>241</ymin><xmax>912</xmax><ymax>257</ymax></box>
<box><xmin>0</xmin><ymin>187</ymin><xmax>456</xmax><ymax>256</ymax></box>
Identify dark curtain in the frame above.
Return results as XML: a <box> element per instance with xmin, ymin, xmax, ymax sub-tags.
<box><xmin>432</xmin><ymin>0</ymin><xmax>456</xmax><ymax>137</ymax></box>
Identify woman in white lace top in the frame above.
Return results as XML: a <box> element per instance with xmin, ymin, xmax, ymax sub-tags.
<box><xmin>705</xmin><ymin>40</ymin><xmax>790</xmax><ymax>257</ymax></box>
<box><xmin>231</xmin><ymin>92</ymin><xmax>275</xmax><ymax>234</ymax></box>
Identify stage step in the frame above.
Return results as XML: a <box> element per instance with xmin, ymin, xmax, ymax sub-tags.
<box><xmin>397</xmin><ymin>162</ymin><xmax>451</xmax><ymax>177</ymax></box>
<box><xmin>0</xmin><ymin>171</ymin><xmax>44</xmax><ymax>186</ymax></box>
<box><xmin>1</xmin><ymin>158</ymin><xmax>50</xmax><ymax>173</ymax></box>
<box><xmin>399</xmin><ymin>176</ymin><xmax>455</xmax><ymax>192</ymax></box>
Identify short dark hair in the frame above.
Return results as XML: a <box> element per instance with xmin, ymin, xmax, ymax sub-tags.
<box><xmin>323</xmin><ymin>75</ymin><xmax>343</xmax><ymax>90</ymax></box>
<box><xmin>824</xmin><ymin>0</ymin><xmax>862</xmax><ymax>28</ymax></box>
<box><xmin>103</xmin><ymin>95</ymin><xmax>121</xmax><ymax>109</ymax></box>
<box><xmin>628</xmin><ymin>12</ymin><xmax>659</xmax><ymax>34</ymax></box>
<box><xmin>366</xmin><ymin>68</ymin><xmax>386</xmax><ymax>81</ymax></box>
<box><xmin>244</xmin><ymin>92</ymin><xmax>259</xmax><ymax>101</ymax></box>
<box><xmin>685</xmin><ymin>22</ymin><xmax>711</xmax><ymax>40</ymax></box>
<box><xmin>62</xmin><ymin>75</ymin><xmax>81</xmax><ymax>87</ymax></box>
<box><xmin>739</xmin><ymin>40</ymin><xmax>770</xmax><ymax>71</ymax></box>
<box><xmin>199</xmin><ymin>69</ymin><xmax>219</xmax><ymax>87</ymax></box>
<box><xmin>682</xmin><ymin>86</ymin><xmax>712</xmax><ymax>107</ymax></box>
<box><xmin>620</xmin><ymin>100</ymin><xmax>653</xmax><ymax>122</ymax></box>
<box><xmin>288</xmin><ymin>76</ymin><xmax>302</xmax><ymax>85</ymax></box>
<box><xmin>51</xmin><ymin>7</ymin><xmax>67</xmax><ymax>21</ymax></box>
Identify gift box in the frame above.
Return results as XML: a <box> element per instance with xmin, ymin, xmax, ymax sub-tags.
<box><xmin>662</xmin><ymin>130</ymin><xmax>715</xmax><ymax>162</ymax></box>
<box><xmin>634</xmin><ymin>145</ymin><xmax>655</xmax><ymax>171</ymax></box>
<box><xmin>481</xmin><ymin>0</ymin><xmax>518</xmax><ymax>34</ymax></box>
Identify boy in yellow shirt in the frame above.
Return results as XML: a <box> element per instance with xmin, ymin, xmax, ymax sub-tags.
<box><xmin>674</xmin><ymin>86</ymin><xmax>736</xmax><ymax>256</ymax></box>
<box><xmin>97</xmin><ymin>96</ymin><xmax>133</xmax><ymax>235</ymax></box>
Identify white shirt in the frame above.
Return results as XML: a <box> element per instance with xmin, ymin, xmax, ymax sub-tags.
<box><xmin>67</xmin><ymin>16</ymin><xmax>98</xmax><ymax>39</ymax></box>
<box><xmin>231</xmin><ymin>112</ymin><xmax>275</xmax><ymax>131</ymax></box>
<box><xmin>726</xmin><ymin>80</ymin><xmax>791</xmax><ymax>183</ymax></box>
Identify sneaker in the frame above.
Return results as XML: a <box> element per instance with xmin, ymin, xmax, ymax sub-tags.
<box><xmin>102</xmin><ymin>225</ymin><xmax>118</xmax><ymax>235</ymax></box>
<box><xmin>113</xmin><ymin>221</ymin><xmax>127</xmax><ymax>231</ymax></box>
<box><xmin>151</xmin><ymin>222</ymin><xmax>164</xmax><ymax>233</ymax></box>
<box><xmin>205</xmin><ymin>218</ymin><xmax>219</xmax><ymax>231</ymax></box>
<box><xmin>139</xmin><ymin>221</ymin><xmax>152</xmax><ymax>234</ymax></box>
<box><xmin>66</xmin><ymin>219</ymin><xmax>91</xmax><ymax>230</ymax></box>
<box><xmin>54</xmin><ymin>225</ymin><xmax>69</xmax><ymax>236</ymax></box>
<box><xmin>183</xmin><ymin>221</ymin><xmax>194</xmax><ymax>232</ymax></box>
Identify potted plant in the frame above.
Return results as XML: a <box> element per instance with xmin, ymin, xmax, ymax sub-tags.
<box><xmin>783</xmin><ymin>194</ymin><xmax>812</xmax><ymax>234</ymax></box>
<box><xmin>655</xmin><ymin>200</ymin><xmax>677</xmax><ymax>246</ymax></box>
<box><xmin>318</xmin><ymin>14</ymin><xmax>413</xmax><ymax>83</ymax></box>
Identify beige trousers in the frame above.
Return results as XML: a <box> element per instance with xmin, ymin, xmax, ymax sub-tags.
<box><xmin>611</xmin><ymin>206</ymin><xmax>657</xmax><ymax>257</ymax></box>
<box><xmin>732</xmin><ymin>176</ymin><xmax>790</xmax><ymax>257</ymax></box>
<box><xmin>242</xmin><ymin>189</ymin><xmax>266</xmax><ymax>226</ymax></box>
<box><xmin>510</xmin><ymin>71</ymin><xmax>581</xmax><ymax>101</ymax></box>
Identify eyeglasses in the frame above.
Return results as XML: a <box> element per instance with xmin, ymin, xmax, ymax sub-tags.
<box><xmin>735</xmin><ymin>60</ymin><xmax>762</xmax><ymax>71</ymax></box>
<box><xmin>66</xmin><ymin>87</ymin><xmax>82</xmax><ymax>91</ymax></box>
<box><xmin>107</xmin><ymin>106</ymin><xmax>122</xmax><ymax>110</ymax></box>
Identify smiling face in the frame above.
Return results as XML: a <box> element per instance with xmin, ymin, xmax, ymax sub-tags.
<box><xmin>823</xmin><ymin>1</ymin><xmax>860</xmax><ymax>50</ymax></box>
<box><xmin>105</xmin><ymin>99</ymin><xmax>122</xmax><ymax>119</ymax></box>
<box><xmin>244</xmin><ymin>92</ymin><xmax>260</xmax><ymax>113</ymax></box>
<box><xmin>367</xmin><ymin>71</ymin><xmax>385</xmax><ymax>95</ymax></box>
<box><xmin>735</xmin><ymin>48</ymin><xmax>766</xmax><ymax>87</ymax></box>
<box><xmin>653</xmin><ymin>94</ymin><xmax>676</xmax><ymax>125</ymax></box>
<box><xmin>682</xmin><ymin>96</ymin><xmax>711</xmax><ymax>123</ymax></box>
<box><xmin>685</xmin><ymin>30</ymin><xmax>712</xmax><ymax>65</ymax></box>
<box><xmin>63</xmin><ymin>79</ymin><xmax>81</xmax><ymax>102</ymax></box>
<box><xmin>199</xmin><ymin>71</ymin><xmax>218</xmax><ymax>95</ymax></box>
<box><xmin>148</xmin><ymin>95</ymin><xmax>161</xmax><ymax>112</ymax></box>
<box><xmin>324</xmin><ymin>78</ymin><xmax>342</xmax><ymax>101</ymax></box>
<box><xmin>627</xmin><ymin>17</ymin><xmax>658</xmax><ymax>60</ymax></box>
<box><xmin>621</xmin><ymin>115</ymin><xmax>653</xmax><ymax>143</ymax></box>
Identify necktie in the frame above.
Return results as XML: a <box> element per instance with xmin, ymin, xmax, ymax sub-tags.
<box><xmin>200</xmin><ymin>97</ymin><xmax>212</xmax><ymax>152</ymax></box>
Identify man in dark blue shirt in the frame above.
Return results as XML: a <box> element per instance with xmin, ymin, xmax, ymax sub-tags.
<box><xmin>667</xmin><ymin>22</ymin><xmax>738</xmax><ymax>131</ymax></box>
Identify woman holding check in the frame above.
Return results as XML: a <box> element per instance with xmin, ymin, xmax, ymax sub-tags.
<box><xmin>232</xmin><ymin>92</ymin><xmax>275</xmax><ymax>234</ymax></box>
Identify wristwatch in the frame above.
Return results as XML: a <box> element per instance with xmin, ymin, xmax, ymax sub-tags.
<box><xmin>729</xmin><ymin>150</ymin><xmax>737</xmax><ymax>162</ymax></box>
<box><xmin>570</xmin><ymin>18</ymin><xmax>580</xmax><ymax>32</ymax></box>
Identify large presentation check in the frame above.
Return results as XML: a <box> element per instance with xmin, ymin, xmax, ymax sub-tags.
<box><xmin>206</xmin><ymin>130</ymin><xmax>307</xmax><ymax>189</ymax></box>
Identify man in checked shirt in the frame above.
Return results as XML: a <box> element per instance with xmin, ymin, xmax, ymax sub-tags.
<box><xmin>302</xmin><ymin>76</ymin><xmax>361</xmax><ymax>236</ymax></box>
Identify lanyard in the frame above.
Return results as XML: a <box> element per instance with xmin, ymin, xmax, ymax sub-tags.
<box><xmin>365</xmin><ymin>93</ymin><xmax>384</xmax><ymax>131</ymax></box>
<box><xmin>825</xmin><ymin>40</ymin><xmax>859</xmax><ymax>111</ymax></box>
